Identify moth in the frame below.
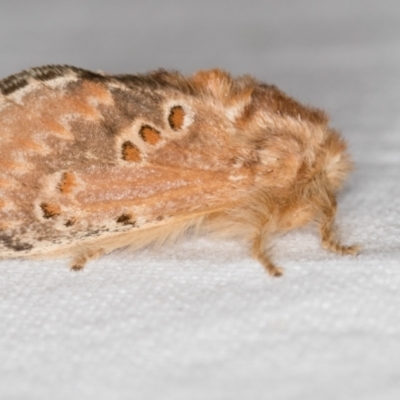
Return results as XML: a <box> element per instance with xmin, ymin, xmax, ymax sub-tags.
<box><xmin>0</xmin><ymin>65</ymin><xmax>359</xmax><ymax>276</ymax></box>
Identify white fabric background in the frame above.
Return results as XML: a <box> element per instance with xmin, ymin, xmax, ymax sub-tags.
<box><xmin>0</xmin><ymin>1</ymin><xmax>399</xmax><ymax>399</ymax></box>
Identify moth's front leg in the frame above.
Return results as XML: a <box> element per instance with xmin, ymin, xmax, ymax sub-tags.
<box><xmin>318</xmin><ymin>193</ymin><xmax>360</xmax><ymax>256</ymax></box>
<box><xmin>251</xmin><ymin>230</ymin><xmax>283</xmax><ymax>277</ymax></box>
<box><xmin>70</xmin><ymin>248</ymin><xmax>105</xmax><ymax>271</ymax></box>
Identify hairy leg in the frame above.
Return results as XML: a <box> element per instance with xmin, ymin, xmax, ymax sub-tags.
<box><xmin>70</xmin><ymin>247</ymin><xmax>105</xmax><ymax>271</ymax></box>
<box><xmin>318</xmin><ymin>191</ymin><xmax>360</xmax><ymax>256</ymax></box>
<box><xmin>251</xmin><ymin>230</ymin><xmax>283</xmax><ymax>277</ymax></box>
<box><xmin>320</xmin><ymin>217</ymin><xmax>359</xmax><ymax>255</ymax></box>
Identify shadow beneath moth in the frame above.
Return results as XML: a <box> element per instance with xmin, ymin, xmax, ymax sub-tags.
<box><xmin>0</xmin><ymin>65</ymin><xmax>359</xmax><ymax>276</ymax></box>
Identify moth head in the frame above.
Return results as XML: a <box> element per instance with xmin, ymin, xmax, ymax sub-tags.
<box><xmin>322</xmin><ymin>128</ymin><xmax>353</xmax><ymax>191</ymax></box>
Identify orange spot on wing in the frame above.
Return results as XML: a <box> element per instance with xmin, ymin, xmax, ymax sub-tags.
<box><xmin>121</xmin><ymin>141</ymin><xmax>142</xmax><ymax>162</ymax></box>
<box><xmin>139</xmin><ymin>125</ymin><xmax>161</xmax><ymax>145</ymax></box>
<box><xmin>168</xmin><ymin>106</ymin><xmax>185</xmax><ymax>130</ymax></box>
<box><xmin>59</xmin><ymin>172</ymin><xmax>76</xmax><ymax>194</ymax></box>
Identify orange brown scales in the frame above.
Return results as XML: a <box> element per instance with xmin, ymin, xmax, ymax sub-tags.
<box><xmin>0</xmin><ymin>65</ymin><xmax>359</xmax><ymax>276</ymax></box>
<box><xmin>58</xmin><ymin>172</ymin><xmax>76</xmax><ymax>194</ymax></box>
<box><xmin>139</xmin><ymin>125</ymin><xmax>161</xmax><ymax>145</ymax></box>
<box><xmin>121</xmin><ymin>141</ymin><xmax>142</xmax><ymax>162</ymax></box>
<box><xmin>168</xmin><ymin>106</ymin><xmax>185</xmax><ymax>130</ymax></box>
<box><xmin>40</xmin><ymin>203</ymin><xmax>61</xmax><ymax>219</ymax></box>
<box><xmin>116</xmin><ymin>213</ymin><xmax>136</xmax><ymax>226</ymax></box>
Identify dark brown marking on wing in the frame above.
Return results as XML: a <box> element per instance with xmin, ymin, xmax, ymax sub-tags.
<box><xmin>116</xmin><ymin>214</ymin><xmax>136</xmax><ymax>226</ymax></box>
<box><xmin>40</xmin><ymin>203</ymin><xmax>61</xmax><ymax>219</ymax></box>
<box><xmin>65</xmin><ymin>219</ymin><xmax>75</xmax><ymax>227</ymax></box>
<box><xmin>0</xmin><ymin>65</ymin><xmax>198</xmax><ymax>100</ymax></box>
<box><xmin>0</xmin><ymin>234</ymin><xmax>33</xmax><ymax>252</ymax></box>
<box><xmin>31</xmin><ymin>65</ymin><xmax>72</xmax><ymax>81</ymax></box>
<box><xmin>0</xmin><ymin>76</ymin><xmax>29</xmax><ymax>95</ymax></box>
<box><xmin>113</xmin><ymin>69</ymin><xmax>197</xmax><ymax>95</ymax></box>
<box><xmin>29</xmin><ymin>65</ymin><xmax>107</xmax><ymax>83</ymax></box>
<box><xmin>0</xmin><ymin>64</ymin><xmax>109</xmax><ymax>94</ymax></box>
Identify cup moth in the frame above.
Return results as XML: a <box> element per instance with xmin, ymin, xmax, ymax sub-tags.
<box><xmin>0</xmin><ymin>65</ymin><xmax>359</xmax><ymax>276</ymax></box>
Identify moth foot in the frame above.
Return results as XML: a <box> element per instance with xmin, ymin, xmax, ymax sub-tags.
<box><xmin>252</xmin><ymin>234</ymin><xmax>283</xmax><ymax>277</ymax></box>
<box><xmin>70</xmin><ymin>258</ymin><xmax>86</xmax><ymax>271</ymax></box>
<box><xmin>71</xmin><ymin>264</ymin><xmax>84</xmax><ymax>271</ymax></box>
<box><xmin>267</xmin><ymin>264</ymin><xmax>284</xmax><ymax>277</ymax></box>
<box><xmin>323</xmin><ymin>241</ymin><xmax>361</xmax><ymax>256</ymax></box>
<box><xmin>259</xmin><ymin>257</ymin><xmax>284</xmax><ymax>277</ymax></box>
<box><xmin>70</xmin><ymin>248</ymin><xmax>105</xmax><ymax>271</ymax></box>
